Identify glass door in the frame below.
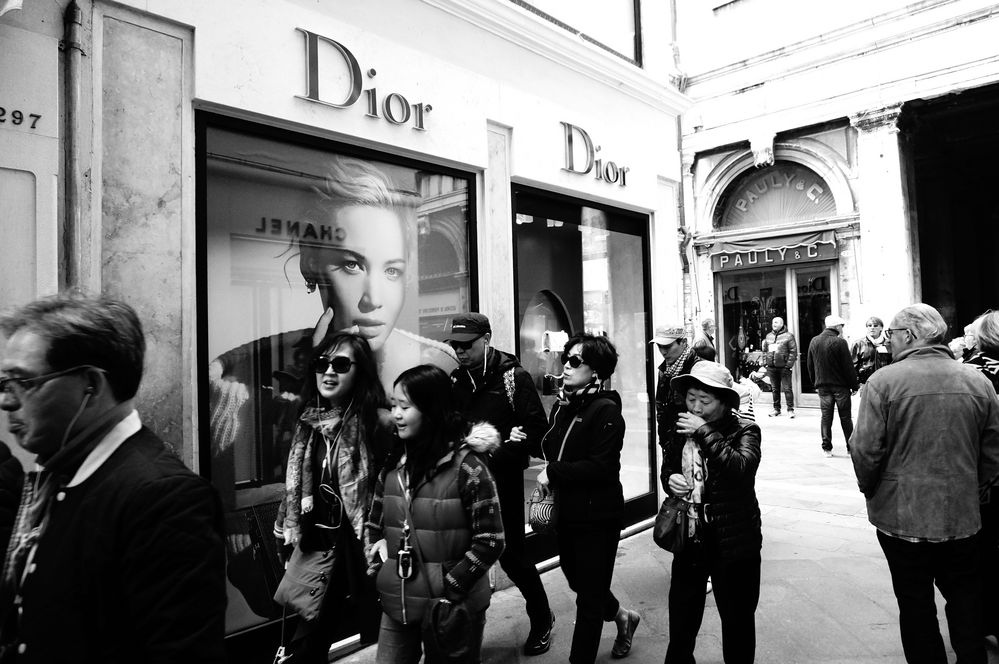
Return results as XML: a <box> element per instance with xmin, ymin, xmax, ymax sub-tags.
<box><xmin>790</xmin><ymin>264</ymin><xmax>837</xmax><ymax>408</ymax></box>
<box><xmin>716</xmin><ymin>268</ymin><xmax>789</xmax><ymax>382</ymax></box>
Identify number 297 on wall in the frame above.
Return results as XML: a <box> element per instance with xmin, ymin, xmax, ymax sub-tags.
<box><xmin>0</xmin><ymin>107</ymin><xmax>41</xmax><ymax>129</ymax></box>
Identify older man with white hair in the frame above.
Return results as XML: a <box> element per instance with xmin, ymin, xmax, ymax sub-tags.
<box><xmin>806</xmin><ymin>314</ymin><xmax>859</xmax><ymax>457</ymax></box>
<box><xmin>852</xmin><ymin>303</ymin><xmax>999</xmax><ymax>663</ymax></box>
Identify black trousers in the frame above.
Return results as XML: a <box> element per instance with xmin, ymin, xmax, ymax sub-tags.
<box><xmin>665</xmin><ymin>541</ymin><xmax>760</xmax><ymax>664</ymax></box>
<box><xmin>557</xmin><ymin>520</ymin><xmax>622</xmax><ymax>664</ymax></box>
<box><xmin>816</xmin><ymin>387</ymin><xmax>853</xmax><ymax>451</ymax></box>
<box><xmin>877</xmin><ymin>531</ymin><xmax>985</xmax><ymax>664</ymax></box>
<box><xmin>766</xmin><ymin>367</ymin><xmax>794</xmax><ymax>412</ymax></box>
<box><xmin>495</xmin><ymin>468</ymin><xmax>552</xmax><ymax>628</ymax></box>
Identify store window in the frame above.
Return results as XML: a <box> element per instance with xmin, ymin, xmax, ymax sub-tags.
<box><xmin>199</xmin><ymin>116</ymin><xmax>474</xmax><ymax>634</ymax></box>
<box><xmin>512</xmin><ymin>187</ymin><xmax>657</xmax><ymax>552</ymax></box>
<box><xmin>513</xmin><ymin>0</ymin><xmax>642</xmax><ymax>63</ymax></box>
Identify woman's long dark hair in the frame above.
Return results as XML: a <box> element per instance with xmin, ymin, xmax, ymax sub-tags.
<box><xmin>299</xmin><ymin>330</ymin><xmax>387</xmax><ymax>447</ymax></box>
<box><xmin>392</xmin><ymin>365</ymin><xmax>465</xmax><ymax>485</ymax></box>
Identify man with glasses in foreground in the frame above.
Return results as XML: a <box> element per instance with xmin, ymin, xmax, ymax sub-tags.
<box><xmin>0</xmin><ymin>293</ymin><xmax>226</xmax><ymax>663</ymax></box>
<box><xmin>851</xmin><ymin>303</ymin><xmax>999</xmax><ymax>663</ymax></box>
<box><xmin>445</xmin><ymin>312</ymin><xmax>554</xmax><ymax>655</ymax></box>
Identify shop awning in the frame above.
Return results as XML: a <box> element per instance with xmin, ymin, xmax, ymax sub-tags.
<box><xmin>705</xmin><ymin>230</ymin><xmax>836</xmax><ymax>257</ymax></box>
<box><xmin>705</xmin><ymin>230</ymin><xmax>838</xmax><ymax>272</ymax></box>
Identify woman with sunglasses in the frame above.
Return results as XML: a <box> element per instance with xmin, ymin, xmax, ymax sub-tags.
<box><xmin>273</xmin><ymin>330</ymin><xmax>394</xmax><ymax>663</ymax></box>
<box><xmin>365</xmin><ymin>365</ymin><xmax>504</xmax><ymax>664</ymax></box>
<box><xmin>535</xmin><ymin>333</ymin><xmax>641</xmax><ymax>663</ymax></box>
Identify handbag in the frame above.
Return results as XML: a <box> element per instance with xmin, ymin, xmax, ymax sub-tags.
<box><xmin>653</xmin><ymin>496</ymin><xmax>691</xmax><ymax>554</ymax></box>
<box><xmin>528</xmin><ymin>416</ymin><xmax>577</xmax><ymax>534</ymax></box>
<box><xmin>527</xmin><ymin>486</ymin><xmax>558</xmax><ymax>534</ymax></box>
<box><xmin>422</xmin><ymin>598</ymin><xmax>475</xmax><ymax>664</ymax></box>
<box><xmin>272</xmin><ymin>542</ymin><xmax>337</xmax><ymax>621</ymax></box>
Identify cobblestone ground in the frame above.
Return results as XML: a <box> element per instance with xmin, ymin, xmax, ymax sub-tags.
<box><xmin>342</xmin><ymin>405</ymin><xmax>999</xmax><ymax>663</ymax></box>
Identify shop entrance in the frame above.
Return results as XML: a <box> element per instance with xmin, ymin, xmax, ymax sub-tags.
<box><xmin>716</xmin><ymin>262</ymin><xmax>837</xmax><ymax>408</ymax></box>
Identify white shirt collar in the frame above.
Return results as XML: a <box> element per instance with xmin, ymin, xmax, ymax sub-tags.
<box><xmin>63</xmin><ymin>410</ymin><xmax>142</xmax><ymax>487</ymax></box>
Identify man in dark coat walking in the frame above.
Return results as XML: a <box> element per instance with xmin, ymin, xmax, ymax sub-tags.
<box><xmin>0</xmin><ymin>294</ymin><xmax>226</xmax><ymax>664</ymax></box>
<box><xmin>446</xmin><ymin>313</ymin><xmax>554</xmax><ymax>656</ymax></box>
<box><xmin>806</xmin><ymin>315</ymin><xmax>860</xmax><ymax>457</ymax></box>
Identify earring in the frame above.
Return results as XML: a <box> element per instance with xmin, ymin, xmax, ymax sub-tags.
<box><xmin>306</xmin><ymin>280</ymin><xmax>317</xmax><ymax>294</ymax></box>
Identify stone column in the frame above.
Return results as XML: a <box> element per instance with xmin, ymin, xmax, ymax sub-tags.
<box><xmin>483</xmin><ymin>121</ymin><xmax>516</xmax><ymax>350</ymax></box>
<box><xmin>850</xmin><ymin>104</ymin><xmax>917</xmax><ymax>321</ymax></box>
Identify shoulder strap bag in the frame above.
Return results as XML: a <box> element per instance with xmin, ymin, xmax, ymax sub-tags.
<box><xmin>527</xmin><ymin>416</ymin><xmax>575</xmax><ymax>534</ymax></box>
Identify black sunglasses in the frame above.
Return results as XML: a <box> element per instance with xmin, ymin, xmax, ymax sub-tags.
<box><xmin>311</xmin><ymin>355</ymin><xmax>356</xmax><ymax>375</ymax></box>
<box><xmin>447</xmin><ymin>337</ymin><xmax>481</xmax><ymax>351</ymax></box>
<box><xmin>560</xmin><ymin>353</ymin><xmax>585</xmax><ymax>369</ymax></box>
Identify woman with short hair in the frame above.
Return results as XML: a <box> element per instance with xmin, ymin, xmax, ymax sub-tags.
<box><xmin>851</xmin><ymin>316</ymin><xmax>892</xmax><ymax>387</ymax></box>
<box><xmin>661</xmin><ymin>361</ymin><xmax>762</xmax><ymax>664</ymax></box>
<box><xmin>536</xmin><ymin>333</ymin><xmax>641</xmax><ymax>663</ymax></box>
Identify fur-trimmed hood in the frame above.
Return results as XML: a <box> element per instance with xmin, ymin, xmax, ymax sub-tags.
<box><xmin>461</xmin><ymin>421</ymin><xmax>501</xmax><ymax>455</ymax></box>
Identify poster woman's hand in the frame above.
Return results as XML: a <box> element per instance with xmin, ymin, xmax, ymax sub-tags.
<box><xmin>311</xmin><ymin>306</ymin><xmax>361</xmax><ymax>347</ymax></box>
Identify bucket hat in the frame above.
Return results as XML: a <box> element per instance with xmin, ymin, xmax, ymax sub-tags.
<box><xmin>670</xmin><ymin>362</ymin><xmax>741</xmax><ymax>410</ymax></box>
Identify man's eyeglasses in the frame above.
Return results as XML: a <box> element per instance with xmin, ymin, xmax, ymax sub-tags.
<box><xmin>446</xmin><ymin>337</ymin><xmax>481</xmax><ymax>351</ymax></box>
<box><xmin>885</xmin><ymin>328</ymin><xmax>916</xmax><ymax>340</ymax></box>
<box><xmin>311</xmin><ymin>355</ymin><xmax>356</xmax><ymax>375</ymax></box>
<box><xmin>560</xmin><ymin>353</ymin><xmax>586</xmax><ymax>369</ymax></box>
<box><xmin>0</xmin><ymin>365</ymin><xmax>97</xmax><ymax>399</ymax></box>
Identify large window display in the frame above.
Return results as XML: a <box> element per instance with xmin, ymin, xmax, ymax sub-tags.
<box><xmin>512</xmin><ymin>187</ymin><xmax>657</xmax><ymax>547</ymax></box>
<box><xmin>199</xmin><ymin>118</ymin><xmax>473</xmax><ymax>635</ymax></box>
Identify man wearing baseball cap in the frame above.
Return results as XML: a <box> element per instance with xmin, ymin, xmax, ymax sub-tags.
<box><xmin>445</xmin><ymin>313</ymin><xmax>554</xmax><ymax>655</ymax></box>
<box><xmin>806</xmin><ymin>314</ymin><xmax>859</xmax><ymax>457</ymax></box>
<box><xmin>651</xmin><ymin>324</ymin><xmax>702</xmax><ymax>490</ymax></box>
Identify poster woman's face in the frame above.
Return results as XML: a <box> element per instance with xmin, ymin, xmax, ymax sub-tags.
<box><xmin>314</xmin><ymin>205</ymin><xmax>407</xmax><ymax>352</ymax></box>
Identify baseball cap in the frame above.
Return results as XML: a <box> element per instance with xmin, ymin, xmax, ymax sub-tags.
<box><xmin>445</xmin><ymin>313</ymin><xmax>491</xmax><ymax>343</ymax></box>
<box><xmin>649</xmin><ymin>324</ymin><xmax>686</xmax><ymax>345</ymax></box>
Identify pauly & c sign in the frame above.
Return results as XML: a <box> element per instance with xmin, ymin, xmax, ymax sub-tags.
<box><xmin>710</xmin><ymin>240</ymin><xmax>836</xmax><ymax>271</ymax></box>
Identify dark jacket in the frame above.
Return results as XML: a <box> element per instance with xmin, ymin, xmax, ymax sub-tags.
<box><xmin>655</xmin><ymin>352</ymin><xmax>703</xmax><ymax>455</ymax></box>
<box><xmin>807</xmin><ymin>328</ymin><xmax>859</xmax><ymax>391</ymax></box>
<box><xmin>763</xmin><ymin>327</ymin><xmax>797</xmax><ymax>368</ymax></box>
<box><xmin>451</xmin><ymin>348</ymin><xmax>547</xmax><ymax>472</ymax></box>
<box><xmin>662</xmin><ymin>411</ymin><xmax>763</xmax><ymax>561</ymax></box>
<box><xmin>851</xmin><ymin>334</ymin><xmax>892</xmax><ymax>384</ymax></box>
<box><xmin>852</xmin><ymin>345</ymin><xmax>999</xmax><ymax>539</ymax></box>
<box><xmin>368</xmin><ymin>424</ymin><xmax>503</xmax><ymax>625</ymax></box>
<box><xmin>0</xmin><ymin>444</ymin><xmax>23</xmax><ymax>561</ymax></box>
<box><xmin>540</xmin><ymin>390</ymin><xmax>625</xmax><ymax>526</ymax></box>
<box><xmin>10</xmin><ymin>427</ymin><xmax>226</xmax><ymax>664</ymax></box>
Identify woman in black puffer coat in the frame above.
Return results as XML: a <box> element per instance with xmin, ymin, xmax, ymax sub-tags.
<box><xmin>661</xmin><ymin>362</ymin><xmax>762</xmax><ymax>664</ymax></box>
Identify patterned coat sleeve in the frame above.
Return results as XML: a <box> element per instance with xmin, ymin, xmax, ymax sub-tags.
<box><xmin>444</xmin><ymin>451</ymin><xmax>505</xmax><ymax>597</ymax></box>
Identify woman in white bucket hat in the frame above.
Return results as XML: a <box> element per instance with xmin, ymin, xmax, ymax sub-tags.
<box><xmin>660</xmin><ymin>361</ymin><xmax>762</xmax><ymax>664</ymax></box>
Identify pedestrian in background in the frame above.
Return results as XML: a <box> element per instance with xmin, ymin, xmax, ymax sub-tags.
<box><xmin>446</xmin><ymin>312</ymin><xmax>554</xmax><ymax>656</ymax></box>
<box><xmin>692</xmin><ymin>318</ymin><xmax>717</xmax><ymax>362</ymax></box>
<box><xmin>365</xmin><ymin>365</ymin><xmax>504</xmax><ymax>664</ymax></box>
<box><xmin>851</xmin><ymin>316</ymin><xmax>891</xmax><ymax>390</ymax></box>
<box><xmin>653</xmin><ymin>324</ymin><xmax>703</xmax><ymax>489</ymax></box>
<box><xmin>273</xmin><ymin>331</ymin><xmax>394</xmax><ymax>662</ymax></box>
<box><xmin>806</xmin><ymin>315</ymin><xmax>859</xmax><ymax>458</ymax></box>
<box><xmin>662</xmin><ymin>361</ymin><xmax>762</xmax><ymax>664</ymax></box>
<box><xmin>0</xmin><ymin>293</ymin><xmax>226</xmax><ymax>663</ymax></box>
<box><xmin>962</xmin><ymin>310</ymin><xmax>999</xmax><ymax>639</ymax></box>
<box><xmin>851</xmin><ymin>303</ymin><xmax>999</xmax><ymax>663</ymax></box>
<box><xmin>762</xmin><ymin>316</ymin><xmax>797</xmax><ymax>418</ymax></box>
<box><xmin>535</xmin><ymin>334</ymin><xmax>641</xmax><ymax>663</ymax></box>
